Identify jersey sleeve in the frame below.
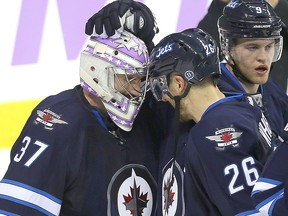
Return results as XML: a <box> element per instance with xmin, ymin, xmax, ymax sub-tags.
<box><xmin>0</xmin><ymin>102</ymin><xmax>83</xmax><ymax>215</ymax></box>
<box><xmin>264</xmin><ymin>79</ymin><xmax>288</xmax><ymax>141</ymax></box>
<box><xmin>252</xmin><ymin>142</ymin><xmax>288</xmax><ymax>215</ymax></box>
<box><xmin>184</xmin><ymin>106</ymin><xmax>269</xmax><ymax>215</ymax></box>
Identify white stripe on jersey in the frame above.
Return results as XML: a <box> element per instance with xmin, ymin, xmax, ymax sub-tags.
<box><xmin>0</xmin><ymin>181</ymin><xmax>61</xmax><ymax>215</ymax></box>
<box><xmin>284</xmin><ymin>123</ymin><xmax>288</xmax><ymax>131</ymax></box>
<box><xmin>235</xmin><ymin>209</ymin><xmax>263</xmax><ymax>216</ymax></box>
<box><xmin>252</xmin><ymin>178</ymin><xmax>281</xmax><ymax>195</ymax></box>
<box><xmin>258</xmin><ymin>198</ymin><xmax>279</xmax><ymax>216</ymax></box>
<box><xmin>252</xmin><ymin>181</ymin><xmax>278</xmax><ymax>193</ymax></box>
<box><xmin>252</xmin><ymin>178</ymin><xmax>284</xmax><ymax>215</ymax></box>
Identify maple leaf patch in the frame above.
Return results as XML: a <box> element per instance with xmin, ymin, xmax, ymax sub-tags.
<box><xmin>206</xmin><ymin>127</ymin><xmax>242</xmax><ymax>149</ymax></box>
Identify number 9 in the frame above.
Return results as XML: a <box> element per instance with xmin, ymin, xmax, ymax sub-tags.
<box><xmin>256</xmin><ymin>7</ymin><xmax>262</xmax><ymax>14</ymax></box>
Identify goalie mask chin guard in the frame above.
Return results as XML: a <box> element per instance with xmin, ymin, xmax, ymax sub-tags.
<box><xmin>218</xmin><ymin>0</ymin><xmax>283</xmax><ymax>62</ymax></box>
<box><xmin>79</xmin><ymin>30</ymin><xmax>149</xmax><ymax>131</ymax></box>
<box><xmin>148</xmin><ymin>28</ymin><xmax>221</xmax><ymax>101</ymax></box>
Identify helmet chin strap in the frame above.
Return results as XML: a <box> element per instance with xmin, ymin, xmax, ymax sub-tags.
<box><xmin>225</xmin><ymin>55</ymin><xmax>254</xmax><ymax>85</ymax></box>
<box><xmin>169</xmin><ymin>83</ymin><xmax>191</xmax><ymax>184</ymax></box>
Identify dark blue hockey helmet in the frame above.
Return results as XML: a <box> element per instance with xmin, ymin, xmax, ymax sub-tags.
<box><xmin>149</xmin><ymin>28</ymin><xmax>220</xmax><ymax>101</ymax></box>
<box><xmin>218</xmin><ymin>0</ymin><xmax>283</xmax><ymax>61</ymax></box>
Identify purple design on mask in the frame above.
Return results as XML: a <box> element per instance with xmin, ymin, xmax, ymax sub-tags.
<box><xmin>108</xmin><ymin>106</ymin><xmax>140</xmax><ymax>127</ymax></box>
<box><xmin>80</xmin><ymin>80</ymin><xmax>141</xmax><ymax>127</ymax></box>
<box><xmin>90</xmin><ymin>34</ymin><xmax>148</xmax><ymax>65</ymax></box>
<box><xmin>85</xmin><ymin>46</ymin><xmax>139</xmax><ymax>74</ymax></box>
<box><xmin>80</xmin><ymin>80</ymin><xmax>129</xmax><ymax>110</ymax></box>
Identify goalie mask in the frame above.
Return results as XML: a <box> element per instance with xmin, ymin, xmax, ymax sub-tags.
<box><xmin>80</xmin><ymin>30</ymin><xmax>149</xmax><ymax>131</ymax></box>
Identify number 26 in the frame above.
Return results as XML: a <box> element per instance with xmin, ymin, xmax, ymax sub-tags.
<box><xmin>224</xmin><ymin>157</ymin><xmax>259</xmax><ymax>194</ymax></box>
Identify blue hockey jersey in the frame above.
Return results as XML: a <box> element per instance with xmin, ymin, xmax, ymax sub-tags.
<box><xmin>0</xmin><ymin>86</ymin><xmax>158</xmax><ymax>215</ymax></box>
<box><xmin>252</xmin><ymin>141</ymin><xmax>288</xmax><ymax>215</ymax></box>
<box><xmin>184</xmin><ymin>95</ymin><xmax>276</xmax><ymax>215</ymax></box>
<box><xmin>218</xmin><ymin>63</ymin><xmax>288</xmax><ymax>141</ymax></box>
<box><xmin>157</xmin><ymin>114</ymin><xmax>192</xmax><ymax>216</ymax></box>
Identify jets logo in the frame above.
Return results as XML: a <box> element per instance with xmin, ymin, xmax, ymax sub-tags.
<box><xmin>161</xmin><ymin>160</ymin><xmax>185</xmax><ymax>216</ymax></box>
<box><xmin>34</xmin><ymin>109</ymin><xmax>68</xmax><ymax>130</ymax></box>
<box><xmin>206</xmin><ymin>127</ymin><xmax>242</xmax><ymax>150</ymax></box>
<box><xmin>107</xmin><ymin>164</ymin><xmax>157</xmax><ymax>216</ymax></box>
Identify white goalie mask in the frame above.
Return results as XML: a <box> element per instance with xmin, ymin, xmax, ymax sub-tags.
<box><xmin>79</xmin><ymin>31</ymin><xmax>150</xmax><ymax>131</ymax></box>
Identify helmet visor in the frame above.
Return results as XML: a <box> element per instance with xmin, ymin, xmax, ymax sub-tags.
<box><xmin>231</xmin><ymin>36</ymin><xmax>283</xmax><ymax>63</ymax></box>
<box><xmin>149</xmin><ymin>75</ymin><xmax>169</xmax><ymax>101</ymax></box>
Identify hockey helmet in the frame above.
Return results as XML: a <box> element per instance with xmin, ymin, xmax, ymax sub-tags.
<box><xmin>79</xmin><ymin>30</ymin><xmax>149</xmax><ymax>131</ymax></box>
<box><xmin>149</xmin><ymin>28</ymin><xmax>220</xmax><ymax>101</ymax></box>
<box><xmin>218</xmin><ymin>0</ymin><xmax>283</xmax><ymax>62</ymax></box>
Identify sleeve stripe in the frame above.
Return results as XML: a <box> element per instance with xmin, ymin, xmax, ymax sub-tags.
<box><xmin>1</xmin><ymin>179</ymin><xmax>61</xmax><ymax>203</ymax></box>
<box><xmin>257</xmin><ymin>177</ymin><xmax>282</xmax><ymax>185</ymax></box>
<box><xmin>0</xmin><ymin>181</ymin><xmax>61</xmax><ymax>216</ymax></box>
<box><xmin>0</xmin><ymin>210</ymin><xmax>20</xmax><ymax>216</ymax></box>
<box><xmin>252</xmin><ymin>182</ymin><xmax>277</xmax><ymax>194</ymax></box>
<box><xmin>235</xmin><ymin>209</ymin><xmax>262</xmax><ymax>216</ymax></box>
<box><xmin>252</xmin><ymin>177</ymin><xmax>282</xmax><ymax>194</ymax></box>
<box><xmin>255</xmin><ymin>189</ymin><xmax>284</xmax><ymax>215</ymax></box>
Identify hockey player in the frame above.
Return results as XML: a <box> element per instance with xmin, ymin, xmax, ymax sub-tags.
<box><xmin>198</xmin><ymin>0</ymin><xmax>288</xmax><ymax>93</ymax></box>
<box><xmin>148</xmin><ymin>27</ymin><xmax>277</xmax><ymax>215</ymax></box>
<box><xmin>217</xmin><ymin>0</ymin><xmax>288</xmax><ymax>142</ymax></box>
<box><xmin>0</xmin><ymin>31</ymin><xmax>159</xmax><ymax>215</ymax></box>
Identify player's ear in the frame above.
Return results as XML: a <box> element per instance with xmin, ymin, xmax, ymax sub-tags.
<box><xmin>174</xmin><ymin>75</ymin><xmax>187</xmax><ymax>94</ymax></box>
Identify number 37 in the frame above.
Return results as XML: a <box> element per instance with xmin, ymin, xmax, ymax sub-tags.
<box><xmin>14</xmin><ymin>136</ymin><xmax>49</xmax><ymax>167</ymax></box>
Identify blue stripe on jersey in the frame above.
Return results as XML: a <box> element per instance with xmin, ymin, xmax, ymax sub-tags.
<box><xmin>0</xmin><ymin>179</ymin><xmax>61</xmax><ymax>215</ymax></box>
<box><xmin>203</xmin><ymin>94</ymin><xmax>244</xmax><ymax>117</ymax></box>
<box><xmin>252</xmin><ymin>177</ymin><xmax>282</xmax><ymax>196</ymax></box>
<box><xmin>257</xmin><ymin>177</ymin><xmax>282</xmax><ymax>185</ymax></box>
<box><xmin>220</xmin><ymin>63</ymin><xmax>265</xmax><ymax>96</ymax></box>
<box><xmin>1</xmin><ymin>179</ymin><xmax>61</xmax><ymax>204</ymax></box>
<box><xmin>235</xmin><ymin>209</ymin><xmax>261</xmax><ymax>216</ymax></box>
<box><xmin>92</xmin><ymin>108</ymin><xmax>108</xmax><ymax>131</ymax></box>
<box><xmin>220</xmin><ymin>63</ymin><xmax>246</xmax><ymax>92</ymax></box>
<box><xmin>0</xmin><ymin>209</ymin><xmax>20</xmax><ymax>216</ymax></box>
<box><xmin>0</xmin><ymin>194</ymin><xmax>55</xmax><ymax>216</ymax></box>
<box><xmin>254</xmin><ymin>189</ymin><xmax>284</xmax><ymax>215</ymax></box>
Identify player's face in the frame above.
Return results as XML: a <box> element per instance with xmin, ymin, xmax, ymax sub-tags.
<box><xmin>114</xmin><ymin>74</ymin><xmax>143</xmax><ymax>98</ymax></box>
<box><xmin>162</xmin><ymin>76</ymin><xmax>190</xmax><ymax>122</ymax></box>
<box><xmin>230</xmin><ymin>38</ymin><xmax>275</xmax><ymax>85</ymax></box>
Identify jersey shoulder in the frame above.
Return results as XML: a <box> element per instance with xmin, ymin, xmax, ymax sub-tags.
<box><xmin>263</xmin><ymin>79</ymin><xmax>288</xmax><ymax>106</ymax></box>
<box><xmin>31</xmin><ymin>85</ymin><xmax>95</xmax><ymax>130</ymax></box>
<box><xmin>201</xmin><ymin>95</ymin><xmax>261</xmax><ymax>126</ymax></box>
<box><xmin>191</xmin><ymin>95</ymin><xmax>264</xmax><ymax>149</ymax></box>
<box><xmin>9</xmin><ymin>86</ymin><xmax>99</xmax><ymax>168</ymax></box>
